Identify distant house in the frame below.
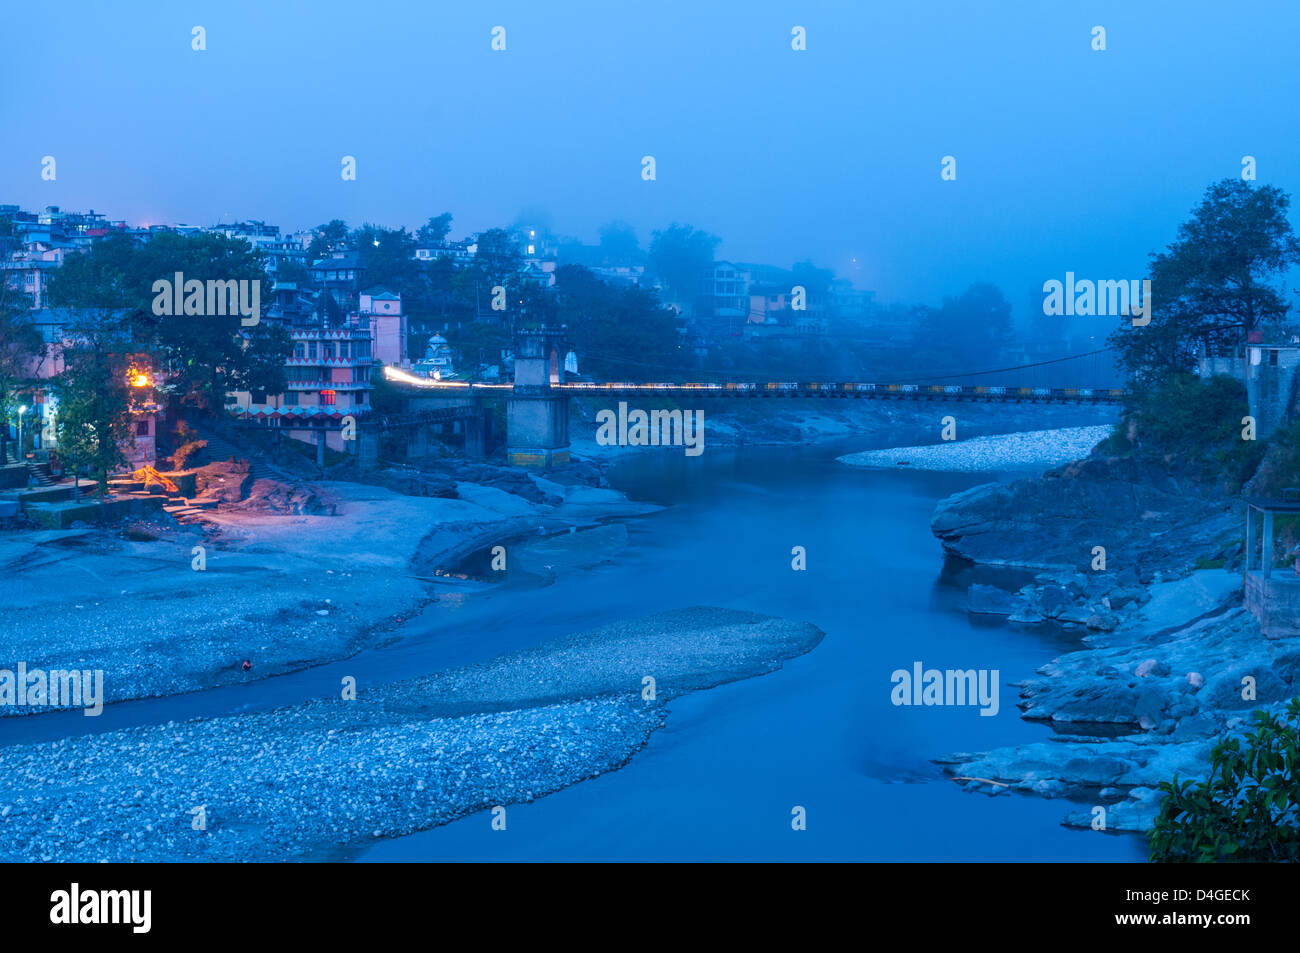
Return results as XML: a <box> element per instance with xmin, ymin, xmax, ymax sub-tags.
<box><xmin>414</xmin><ymin>239</ymin><xmax>478</xmax><ymax>267</ymax></box>
<box><xmin>701</xmin><ymin>261</ymin><xmax>751</xmax><ymax>322</ymax></box>
<box><xmin>747</xmin><ymin>284</ymin><xmax>789</xmax><ymax>325</ymax></box>
<box><xmin>310</xmin><ymin>251</ymin><xmax>365</xmax><ymax>308</ymax></box>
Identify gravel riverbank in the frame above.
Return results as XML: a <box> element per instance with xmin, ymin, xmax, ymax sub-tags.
<box><xmin>0</xmin><ymin>607</ymin><xmax>823</xmax><ymax>861</ymax></box>
<box><xmin>838</xmin><ymin>425</ymin><xmax>1113</xmax><ymax>472</ymax></box>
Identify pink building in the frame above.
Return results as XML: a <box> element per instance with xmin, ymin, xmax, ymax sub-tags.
<box><xmin>358</xmin><ymin>288</ymin><xmax>406</xmax><ymax>366</ymax></box>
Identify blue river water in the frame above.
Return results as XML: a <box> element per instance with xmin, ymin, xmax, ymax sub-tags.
<box><xmin>0</xmin><ymin>428</ymin><xmax>1145</xmax><ymax>861</ymax></box>
<box><xmin>358</xmin><ymin>438</ymin><xmax>1147</xmax><ymax>862</ymax></box>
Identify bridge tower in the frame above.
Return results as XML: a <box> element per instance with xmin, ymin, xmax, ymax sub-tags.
<box><xmin>507</xmin><ymin>326</ymin><xmax>570</xmax><ymax>468</ymax></box>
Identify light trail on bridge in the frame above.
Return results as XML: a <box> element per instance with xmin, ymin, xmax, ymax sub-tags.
<box><xmin>383</xmin><ymin>367</ymin><xmax>1125</xmax><ymax>403</ymax></box>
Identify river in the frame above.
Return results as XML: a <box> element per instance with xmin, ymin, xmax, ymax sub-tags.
<box><xmin>359</xmin><ymin>435</ymin><xmax>1146</xmax><ymax>862</ymax></box>
<box><xmin>0</xmin><ymin>428</ymin><xmax>1145</xmax><ymax>861</ymax></box>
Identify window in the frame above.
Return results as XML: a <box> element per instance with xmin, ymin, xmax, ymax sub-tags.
<box><xmin>308</xmin><ymin>341</ymin><xmax>317</xmax><ymax>360</ymax></box>
<box><xmin>293</xmin><ymin>342</ymin><xmax>305</xmax><ymax>359</ymax></box>
<box><xmin>136</xmin><ymin>420</ymin><xmax>150</xmax><ymax>436</ymax></box>
<box><xmin>320</xmin><ymin>390</ymin><xmax>336</xmax><ymax>406</ymax></box>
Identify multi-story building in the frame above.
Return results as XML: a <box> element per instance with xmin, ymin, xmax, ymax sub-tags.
<box><xmin>701</xmin><ymin>261</ymin><xmax>751</xmax><ymax>325</ymax></box>
<box><xmin>232</xmin><ymin>316</ymin><xmax>374</xmax><ymax>453</ymax></box>
<box><xmin>310</xmin><ymin>251</ymin><xmax>365</xmax><ymax>308</ymax></box>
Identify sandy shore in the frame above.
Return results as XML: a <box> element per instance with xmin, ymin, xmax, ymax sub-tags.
<box><xmin>0</xmin><ymin>607</ymin><xmax>823</xmax><ymax>862</ymax></box>
<box><xmin>838</xmin><ymin>425</ymin><xmax>1113</xmax><ymax>472</ymax></box>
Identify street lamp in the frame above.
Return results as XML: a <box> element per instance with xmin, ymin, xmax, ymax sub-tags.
<box><xmin>17</xmin><ymin>405</ymin><xmax>27</xmax><ymax>463</ymax></box>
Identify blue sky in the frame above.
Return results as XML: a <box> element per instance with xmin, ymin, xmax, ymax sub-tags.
<box><xmin>3</xmin><ymin>0</ymin><xmax>1298</xmax><ymax>315</ymax></box>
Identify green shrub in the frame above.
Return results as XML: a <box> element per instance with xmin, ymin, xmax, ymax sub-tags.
<box><xmin>1149</xmin><ymin>699</ymin><xmax>1300</xmax><ymax>862</ymax></box>
<box><xmin>1105</xmin><ymin>373</ymin><xmax>1266</xmax><ymax>488</ymax></box>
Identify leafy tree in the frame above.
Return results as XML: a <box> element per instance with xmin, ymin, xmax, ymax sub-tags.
<box><xmin>598</xmin><ymin>221</ymin><xmax>642</xmax><ymax>264</ymax></box>
<box><xmin>0</xmin><ymin>277</ymin><xmax>41</xmax><ymax>464</ymax></box>
<box><xmin>1097</xmin><ymin>371</ymin><xmax>1265</xmax><ymax>488</ymax></box>
<box><xmin>453</xmin><ymin>320</ymin><xmax>510</xmax><ymax>374</ymax></box>
<box><xmin>1110</xmin><ymin>179</ymin><xmax>1300</xmax><ymax>385</ymax></box>
<box><xmin>416</xmin><ymin>213</ymin><xmax>453</xmax><ymax>245</ymax></box>
<box><xmin>791</xmin><ymin>260</ymin><xmax>835</xmax><ymax>302</ymax></box>
<box><xmin>914</xmin><ymin>282</ymin><xmax>1014</xmax><ymax>374</ymax></box>
<box><xmin>473</xmin><ymin>228</ymin><xmax>522</xmax><ymax>290</ymax></box>
<box><xmin>273</xmin><ymin>258</ymin><xmax>311</xmax><ymax>286</ymax></box>
<box><xmin>1150</xmin><ymin>699</ymin><xmax>1300</xmax><ymax>862</ymax></box>
<box><xmin>48</xmin><ymin>231</ymin><xmax>286</xmax><ymax>413</ymax></box>
<box><xmin>552</xmin><ymin>265</ymin><xmax>682</xmax><ymax>381</ymax></box>
<box><xmin>649</xmin><ymin>223</ymin><xmax>719</xmax><ymax>314</ymax></box>
<box><xmin>55</xmin><ymin>324</ymin><xmax>137</xmax><ymax>503</ymax></box>
<box><xmin>350</xmin><ymin>224</ymin><xmax>417</xmax><ymax>293</ymax></box>
<box><xmin>307</xmin><ymin>219</ymin><xmax>349</xmax><ymax>261</ymax></box>
<box><xmin>238</xmin><ymin>323</ymin><xmax>292</xmax><ymax>399</ymax></box>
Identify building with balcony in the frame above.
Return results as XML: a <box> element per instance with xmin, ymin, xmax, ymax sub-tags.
<box><xmin>231</xmin><ymin>318</ymin><xmax>374</xmax><ymax>453</ymax></box>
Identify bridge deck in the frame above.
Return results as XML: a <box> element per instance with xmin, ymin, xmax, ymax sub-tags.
<box><xmin>386</xmin><ymin>373</ymin><xmax>1125</xmax><ymax>404</ymax></box>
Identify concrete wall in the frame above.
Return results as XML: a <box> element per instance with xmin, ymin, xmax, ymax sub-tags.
<box><xmin>1245</xmin><ymin>570</ymin><xmax>1300</xmax><ymax>639</ymax></box>
<box><xmin>1246</xmin><ymin>355</ymin><xmax>1300</xmax><ymax>439</ymax></box>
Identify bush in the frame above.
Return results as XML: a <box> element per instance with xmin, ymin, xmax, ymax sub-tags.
<box><xmin>1149</xmin><ymin>698</ymin><xmax>1300</xmax><ymax>862</ymax></box>
<box><xmin>1101</xmin><ymin>373</ymin><xmax>1266</xmax><ymax>489</ymax></box>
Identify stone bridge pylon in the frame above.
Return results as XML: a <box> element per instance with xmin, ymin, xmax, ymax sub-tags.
<box><xmin>507</xmin><ymin>326</ymin><xmax>570</xmax><ymax>468</ymax></box>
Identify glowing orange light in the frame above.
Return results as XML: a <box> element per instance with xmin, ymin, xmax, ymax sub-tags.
<box><xmin>129</xmin><ymin>370</ymin><xmax>150</xmax><ymax>388</ymax></box>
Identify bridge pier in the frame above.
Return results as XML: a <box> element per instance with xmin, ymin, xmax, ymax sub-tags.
<box><xmin>356</xmin><ymin>424</ymin><xmax>381</xmax><ymax>471</ymax></box>
<box><xmin>506</xmin><ymin>393</ymin><xmax>570</xmax><ymax>468</ymax></box>
<box><xmin>407</xmin><ymin>423</ymin><xmax>430</xmax><ymax>459</ymax></box>
<box><xmin>465</xmin><ymin>409</ymin><xmax>487</xmax><ymax>459</ymax></box>
<box><xmin>507</xmin><ymin>327</ymin><xmax>571</xmax><ymax>468</ymax></box>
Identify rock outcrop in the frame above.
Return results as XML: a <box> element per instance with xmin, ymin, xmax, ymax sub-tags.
<box><xmin>931</xmin><ymin>455</ymin><xmax>1238</xmax><ymax>575</ymax></box>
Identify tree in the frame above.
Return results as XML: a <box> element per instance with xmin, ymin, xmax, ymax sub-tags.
<box><xmin>553</xmin><ymin>265</ymin><xmax>682</xmax><ymax>381</ymax></box>
<box><xmin>55</xmin><ymin>325</ymin><xmax>136</xmax><ymax>504</ymax></box>
<box><xmin>649</xmin><ymin>224</ymin><xmax>719</xmax><ymax>314</ymax></box>
<box><xmin>416</xmin><ymin>213</ymin><xmax>453</xmax><ymax>246</ymax></box>
<box><xmin>1110</xmin><ymin>179</ymin><xmax>1300</xmax><ymax>385</ymax></box>
<box><xmin>307</xmin><ymin>219</ymin><xmax>349</xmax><ymax>261</ymax></box>
<box><xmin>350</xmin><ymin>224</ymin><xmax>417</xmax><ymax>293</ymax></box>
<box><xmin>1150</xmin><ymin>699</ymin><xmax>1300</xmax><ymax>862</ymax></box>
<box><xmin>237</xmin><ymin>323</ymin><xmax>292</xmax><ymax>399</ymax></box>
<box><xmin>47</xmin><ymin>231</ymin><xmax>286</xmax><ymax>413</ymax></box>
<box><xmin>473</xmin><ymin>228</ymin><xmax>522</xmax><ymax>290</ymax></box>
<box><xmin>915</xmin><ymin>282</ymin><xmax>1014</xmax><ymax>374</ymax></box>
<box><xmin>0</xmin><ymin>276</ymin><xmax>42</xmax><ymax>465</ymax></box>
<box><xmin>598</xmin><ymin>221</ymin><xmax>642</xmax><ymax>264</ymax></box>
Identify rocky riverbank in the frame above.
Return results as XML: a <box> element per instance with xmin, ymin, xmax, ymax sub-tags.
<box><xmin>0</xmin><ymin>607</ymin><xmax>823</xmax><ymax>862</ymax></box>
<box><xmin>928</xmin><ymin>452</ymin><xmax>1299</xmax><ymax>834</ymax></box>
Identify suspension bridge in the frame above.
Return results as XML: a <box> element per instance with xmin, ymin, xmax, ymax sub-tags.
<box><xmin>359</xmin><ymin>328</ymin><xmax>1125</xmax><ymax>468</ymax></box>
